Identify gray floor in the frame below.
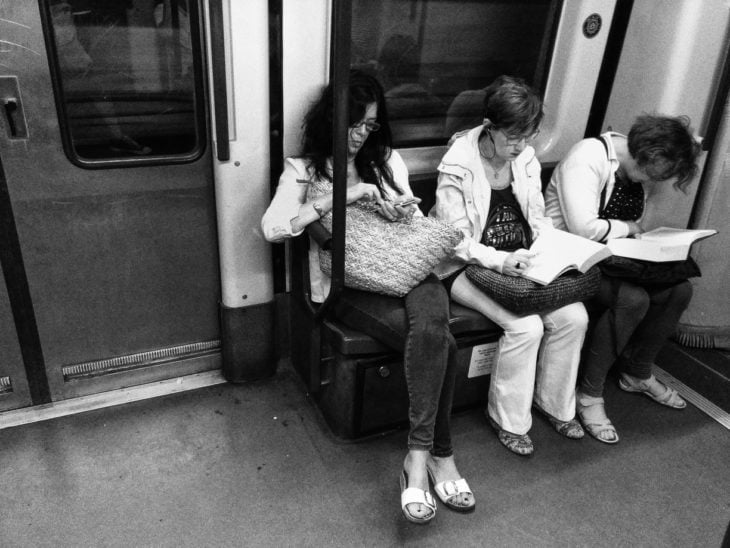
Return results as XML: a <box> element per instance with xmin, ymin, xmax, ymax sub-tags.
<box><xmin>1</xmin><ymin>364</ymin><xmax>729</xmax><ymax>548</ymax></box>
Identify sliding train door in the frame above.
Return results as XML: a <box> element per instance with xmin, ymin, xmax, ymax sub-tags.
<box><xmin>0</xmin><ymin>0</ymin><xmax>219</xmax><ymax>410</ymax></box>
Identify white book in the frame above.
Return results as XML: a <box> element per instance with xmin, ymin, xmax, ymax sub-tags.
<box><xmin>521</xmin><ymin>228</ymin><xmax>612</xmax><ymax>286</ymax></box>
<box><xmin>606</xmin><ymin>227</ymin><xmax>717</xmax><ymax>262</ymax></box>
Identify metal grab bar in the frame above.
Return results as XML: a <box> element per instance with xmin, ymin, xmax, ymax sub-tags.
<box><xmin>313</xmin><ymin>0</ymin><xmax>351</xmax><ymax>322</ymax></box>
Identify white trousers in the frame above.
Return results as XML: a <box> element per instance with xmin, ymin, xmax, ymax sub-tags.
<box><xmin>451</xmin><ymin>273</ymin><xmax>588</xmax><ymax>435</ymax></box>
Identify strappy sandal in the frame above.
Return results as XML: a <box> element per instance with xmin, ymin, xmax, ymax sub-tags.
<box><xmin>488</xmin><ymin>416</ymin><xmax>534</xmax><ymax>457</ymax></box>
<box><xmin>533</xmin><ymin>404</ymin><xmax>585</xmax><ymax>439</ymax></box>
<box><xmin>576</xmin><ymin>394</ymin><xmax>619</xmax><ymax>444</ymax></box>
<box><xmin>399</xmin><ymin>470</ymin><xmax>436</xmax><ymax>525</ymax></box>
<box><xmin>426</xmin><ymin>468</ymin><xmax>476</xmax><ymax>513</ymax></box>
<box><xmin>618</xmin><ymin>373</ymin><xmax>687</xmax><ymax>409</ymax></box>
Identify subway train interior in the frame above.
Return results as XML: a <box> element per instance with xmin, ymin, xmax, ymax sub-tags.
<box><xmin>1</xmin><ymin>0</ymin><xmax>729</xmax><ymax>545</ymax></box>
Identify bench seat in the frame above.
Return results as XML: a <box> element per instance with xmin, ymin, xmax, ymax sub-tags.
<box><xmin>323</xmin><ymin>302</ymin><xmax>499</xmax><ymax>355</ymax></box>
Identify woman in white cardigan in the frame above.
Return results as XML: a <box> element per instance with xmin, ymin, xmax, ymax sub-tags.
<box><xmin>430</xmin><ymin>76</ymin><xmax>588</xmax><ymax>457</ymax></box>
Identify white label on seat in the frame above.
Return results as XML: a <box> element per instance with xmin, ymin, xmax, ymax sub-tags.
<box><xmin>467</xmin><ymin>342</ymin><xmax>498</xmax><ymax>378</ymax></box>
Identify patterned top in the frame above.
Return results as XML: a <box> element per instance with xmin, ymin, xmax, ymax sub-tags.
<box><xmin>599</xmin><ymin>171</ymin><xmax>645</xmax><ymax>221</ymax></box>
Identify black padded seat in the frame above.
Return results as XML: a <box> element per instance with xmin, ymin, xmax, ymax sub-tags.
<box><xmin>323</xmin><ymin>302</ymin><xmax>499</xmax><ymax>356</ymax></box>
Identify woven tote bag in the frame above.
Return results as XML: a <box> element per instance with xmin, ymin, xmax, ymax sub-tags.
<box><xmin>308</xmin><ymin>179</ymin><xmax>463</xmax><ymax>297</ymax></box>
<box><xmin>464</xmin><ymin>265</ymin><xmax>601</xmax><ymax>315</ymax></box>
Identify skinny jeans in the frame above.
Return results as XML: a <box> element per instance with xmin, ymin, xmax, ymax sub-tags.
<box><xmin>451</xmin><ymin>273</ymin><xmax>588</xmax><ymax>435</ymax></box>
<box><xmin>580</xmin><ymin>276</ymin><xmax>693</xmax><ymax>397</ymax></box>
<box><xmin>332</xmin><ymin>274</ymin><xmax>458</xmax><ymax>456</ymax></box>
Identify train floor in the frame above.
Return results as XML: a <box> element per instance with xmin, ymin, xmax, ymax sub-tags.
<box><xmin>1</xmin><ymin>362</ymin><xmax>729</xmax><ymax>547</ymax></box>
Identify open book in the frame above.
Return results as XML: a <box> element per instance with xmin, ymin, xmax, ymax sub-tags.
<box><xmin>606</xmin><ymin>227</ymin><xmax>717</xmax><ymax>262</ymax></box>
<box><xmin>521</xmin><ymin>228</ymin><xmax>612</xmax><ymax>285</ymax></box>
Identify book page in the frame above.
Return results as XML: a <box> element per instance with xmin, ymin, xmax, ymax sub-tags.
<box><xmin>606</xmin><ymin>238</ymin><xmax>687</xmax><ymax>262</ymax></box>
<box><xmin>521</xmin><ymin>229</ymin><xmax>610</xmax><ymax>285</ymax></box>
<box><xmin>608</xmin><ymin>227</ymin><xmax>718</xmax><ymax>262</ymax></box>
<box><xmin>636</xmin><ymin>227</ymin><xmax>717</xmax><ymax>246</ymax></box>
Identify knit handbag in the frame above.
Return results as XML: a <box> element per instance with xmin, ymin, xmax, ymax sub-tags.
<box><xmin>464</xmin><ymin>265</ymin><xmax>602</xmax><ymax>315</ymax></box>
<box><xmin>308</xmin><ymin>180</ymin><xmax>463</xmax><ymax>297</ymax></box>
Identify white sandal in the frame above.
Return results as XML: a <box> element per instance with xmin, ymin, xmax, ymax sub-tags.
<box><xmin>619</xmin><ymin>373</ymin><xmax>687</xmax><ymax>409</ymax></box>
<box><xmin>577</xmin><ymin>393</ymin><xmax>619</xmax><ymax>444</ymax></box>
<box><xmin>426</xmin><ymin>468</ymin><xmax>475</xmax><ymax>513</ymax></box>
<box><xmin>399</xmin><ymin>470</ymin><xmax>436</xmax><ymax>524</ymax></box>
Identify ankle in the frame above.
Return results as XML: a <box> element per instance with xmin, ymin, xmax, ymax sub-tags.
<box><xmin>577</xmin><ymin>390</ymin><xmax>603</xmax><ymax>404</ymax></box>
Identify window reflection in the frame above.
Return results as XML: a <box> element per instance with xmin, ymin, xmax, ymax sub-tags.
<box><xmin>351</xmin><ymin>0</ymin><xmax>558</xmax><ymax>147</ymax></box>
<box><xmin>48</xmin><ymin>0</ymin><xmax>202</xmax><ymax>161</ymax></box>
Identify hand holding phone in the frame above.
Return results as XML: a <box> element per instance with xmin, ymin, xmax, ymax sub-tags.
<box><xmin>393</xmin><ymin>197</ymin><xmax>421</xmax><ymax>208</ymax></box>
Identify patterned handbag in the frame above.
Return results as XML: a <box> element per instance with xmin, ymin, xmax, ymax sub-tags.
<box><xmin>308</xmin><ymin>179</ymin><xmax>463</xmax><ymax>297</ymax></box>
<box><xmin>464</xmin><ymin>265</ymin><xmax>601</xmax><ymax>315</ymax></box>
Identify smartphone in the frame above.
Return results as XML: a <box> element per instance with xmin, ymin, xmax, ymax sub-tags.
<box><xmin>394</xmin><ymin>197</ymin><xmax>419</xmax><ymax>207</ymax></box>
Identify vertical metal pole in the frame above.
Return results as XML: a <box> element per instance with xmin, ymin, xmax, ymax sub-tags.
<box><xmin>329</xmin><ymin>0</ymin><xmax>352</xmax><ymax>305</ymax></box>
<box><xmin>268</xmin><ymin>0</ymin><xmax>286</xmax><ymax>294</ymax></box>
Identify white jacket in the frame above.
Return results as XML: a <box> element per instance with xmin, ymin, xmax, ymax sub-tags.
<box><xmin>429</xmin><ymin>126</ymin><xmax>552</xmax><ymax>278</ymax></box>
<box><xmin>544</xmin><ymin>132</ymin><xmax>641</xmax><ymax>242</ymax></box>
<box><xmin>261</xmin><ymin>151</ymin><xmax>413</xmax><ymax>302</ymax></box>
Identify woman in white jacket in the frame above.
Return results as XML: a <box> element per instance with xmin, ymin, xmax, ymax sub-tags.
<box><xmin>430</xmin><ymin>76</ymin><xmax>587</xmax><ymax>456</ymax></box>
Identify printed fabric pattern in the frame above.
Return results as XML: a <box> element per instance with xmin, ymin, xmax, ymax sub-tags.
<box><xmin>309</xmin><ymin>179</ymin><xmax>464</xmax><ymax>297</ymax></box>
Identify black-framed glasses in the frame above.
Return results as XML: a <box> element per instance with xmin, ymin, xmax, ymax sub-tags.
<box><xmin>349</xmin><ymin>120</ymin><xmax>380</xmax><ymax>133</ymax></box>
<box><xmin>497</xmin><ymin>128</ymin><xmax>540</xmax><ymax>146</ymax></box>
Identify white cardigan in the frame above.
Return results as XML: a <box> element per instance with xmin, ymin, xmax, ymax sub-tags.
<box><xmin>429</xmin><ymin>126</ymin><xmax>552</xmax><ymax>278</ymax></box>
<box><xmin>261</xmin><ymin>151</ymin><xmax>414</xmax><ymax>302</ymax></box>
<box><xmin>544</xmin><ymin>132</ymin><xmax>642</xmax><ymax>242</ymax></box>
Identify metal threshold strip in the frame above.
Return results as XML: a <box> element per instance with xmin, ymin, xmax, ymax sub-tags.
<box><xmin>653</xmin><ymin>366</ymin><xmax>730</xmax><ymax>429</ymax></box>
<box><xmin>0</xmin><ymin>366</ymin><xmax>727</xmax><ymax>431</ymax></box>
<box><xmin>0</xmin><ymin>370</ymin><xmax>227</xmax><ymax>430</ymax></box>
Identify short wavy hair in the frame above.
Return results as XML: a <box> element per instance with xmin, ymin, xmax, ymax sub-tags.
<box><xmin>628</xmin><ymin>114</ymin><xmax>701</xmax><ymax>190</ymax></box>
<box><xmin>482</xmin><ymin>75</ymin><xmax>544</xmax><ymax>136</ymax></box>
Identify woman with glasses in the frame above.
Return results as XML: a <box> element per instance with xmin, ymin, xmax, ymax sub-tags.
<box><xmin>543</xmin><ymin>115</ymin><xmax>700</xmax><ymax>444</ymax></box>
<box><xmin>262</xmin><ymin>70</ymin><xmax>475</xmax><ymax>524</ymax></box>
<box><xmin>430</xmin><ymin>75</ymin><xmax>588</xmax><ymax>457</ymax></box>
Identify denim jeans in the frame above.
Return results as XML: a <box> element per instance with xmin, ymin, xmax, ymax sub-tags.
<box><xmin>332</xmin><ymin>274</ymin><xmax>458</xmax><ymax>456</ymax></box>
<box><xmin>580</xmin><ymin>277</ymin><xmax>693</xmax><ymax>397</ymax></box>
<box><xmin>451</xmin><ymin>273</ymin><xmax>588</xmax><ymax>435</ymax></box>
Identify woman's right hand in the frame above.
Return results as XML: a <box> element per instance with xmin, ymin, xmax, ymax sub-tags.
<box><xmin>503</xmin><ymin>250</ymin><xmax>536</xmax><ymax>277</ymax></box>
<box><xmin>346</xmin><ymin>182</ymin><xmax>383</xmax><ymax>205</ymax></box>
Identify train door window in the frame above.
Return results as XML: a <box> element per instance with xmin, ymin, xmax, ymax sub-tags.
<box><xmin>44</xmin><ymin>0</ymin><xmax>205</xmax><ymax>164</ymax></box>
<box><xmin>350</xmin><ymin>0</ymin><xmax>561</xmax><ymax>147</ymax></box>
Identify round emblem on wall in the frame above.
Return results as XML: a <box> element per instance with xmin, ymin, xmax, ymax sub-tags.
<box><xmin>583</xmin><ymin>13</ymin><xmax>602</xmax><ymax>38</ymax></box>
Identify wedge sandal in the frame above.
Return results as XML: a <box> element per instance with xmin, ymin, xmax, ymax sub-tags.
<box><xmin>399</xmin><ymin>470</ymin><xmax>436</xmax><ymax>525</ymax></box>
<box><xmin>426</xmin><ymin>468</ymin><xmax>475</xmax><ymax>513</ymax></box>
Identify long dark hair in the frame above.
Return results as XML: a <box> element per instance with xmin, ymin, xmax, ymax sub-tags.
<box><xmin>301</xmin><ymin>69</ymin><xmax>400</xmax><ymax>196</ymax></box>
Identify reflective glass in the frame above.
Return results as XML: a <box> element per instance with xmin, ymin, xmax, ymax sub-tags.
<box><xmin>47</xmin><ymin>0</ymin><xmax>203</xmax><ymax>161</ymax></box>
<box><xmin>351</xmin><ymin>0</ymin><xmax>559</xmax><ymax>147</ymax></box>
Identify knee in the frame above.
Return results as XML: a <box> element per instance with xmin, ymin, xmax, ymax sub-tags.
<box><xmin>616</xmin><ymin>284</ymin><xmax>650</xmax><ymax>316</ymax></box>
<box><xmin>410</xmin><ymin>312</ymin><xmax>452</xmax><ymax>348</ymax></box>
<box><xmin>671</xmin><ymin>280</ymin><xmax>693</xmax><ymax>309</ymax></box>
<box><xmin>504</xmin><ymin>315</ymin><xmax>544</xmax><ymax>343</ymax></box>
<box><xmin>565</xmin><ymin>303</ymin><xmax>589</xmax><ymax>333</ymax></box>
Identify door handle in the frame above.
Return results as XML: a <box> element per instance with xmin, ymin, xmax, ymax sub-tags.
<box><xmin>0</xmin><ymin>77</ymin><xmax>28</xmax><ymax>140</ymax></box>
<box><xmin>3</xmin><ymin>99</ymin><xmax>19</xmax><ymax>137</ymax></box>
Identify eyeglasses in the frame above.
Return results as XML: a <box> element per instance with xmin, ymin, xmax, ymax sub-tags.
<box><xmin>496</xmin><ymin>128</ymin><xmax>540</xmax><ymax>146</ymax></box>
<box><xmin>350</xmin><ymin>120</ymin><xmax>380</xmax><ymax>133</ymax></box>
